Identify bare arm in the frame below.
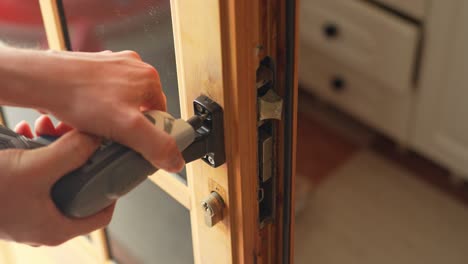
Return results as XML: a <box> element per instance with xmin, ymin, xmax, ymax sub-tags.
<box><xmin>0</xmin><ymin>45</ymin><xmax>184</xmax><ymax>172</ymax></box>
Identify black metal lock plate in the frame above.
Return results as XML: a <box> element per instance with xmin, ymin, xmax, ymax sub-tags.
<box><xmin>182</xmin><ymin>95</ymin><xmax>226</xmax><ymax>168</ymax></box>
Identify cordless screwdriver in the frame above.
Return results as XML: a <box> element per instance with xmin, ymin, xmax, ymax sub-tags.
<box><xmin>0</xmin><ymin>110</ymin><xmax>210</xmax><ymax>218</ymax></box>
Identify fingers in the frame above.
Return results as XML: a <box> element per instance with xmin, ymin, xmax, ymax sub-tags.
<box><xmin>14</xmin><ymin>121</ymin><xmax>34</xmax><ymax>139</ymax></box>
<box><xmin>15</xmin><ymin>116</ymin><xmax>74</xmax><ymax>138</ymax></box>
<box><xmin>139</xmin><ymin>65</ymin><xmax>167</xmax><ymax>111</ymax></box>
<box><xmin>51</xmin><ymin>49</ymin><xmax>142</xmax><ymax>60</ymax></box>
<box><xmin>22</xmin><ymin>131</ymin><xmax>100</xmax><ymax>185</ymax></box>
<box><xmin>34</xmin><ymin>115</ymin><xmax>73</xmax><ymax>136</ymax></box>
<box><xmin>63</xmin><ymin>202</ymin><xmax>115</xmax><ymax>236</ymax></box>
<box><xmin>55</xmin><ymin>122</ymin><xmax>73</xmax><ymax>135</ymax></box>
<box><xmin>42</xmin><ymin>201</ymin><xmax>115</xmax><ymax>246</ymax></box>
<box><xmin>34</xmin><ymin>115</ymin><xmax>57</xmax><ymax>136</ymax></box>
<box><xmin>113</xmin><ymin>111</ymin><xmax>185</xmax><ymax>173</ymax></box>
<box><xmin>141</xmin><ymin>81</ymin><xmax>167</xmax><ymax>112</ymax></box>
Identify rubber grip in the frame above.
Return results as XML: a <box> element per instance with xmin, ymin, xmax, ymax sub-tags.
<box><xmin>0</xmin><ymin>125</ymin><xmax>158</xmax><ymax>218</ymax></box>
<box><xmin>51</xmin><ymin>143</ymin><xmax>157</xmax><ymax>218</ymax></box>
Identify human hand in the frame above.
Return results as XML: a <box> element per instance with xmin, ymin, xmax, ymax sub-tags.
<box><xmin>52</xmin><ymin>50</ymin><xmax>184</xmax><ymax>173</ymax></box>
<box><xmin>7</xmin><ymin>48</ymin><xmax>184</xmax><ymax>173</ymax></box>
<box><xmin>0</xmin><ymin>116</ymin><xmax>114</xmax><ymax>246</ymax></box>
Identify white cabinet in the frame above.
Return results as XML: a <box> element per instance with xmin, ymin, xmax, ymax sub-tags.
<box><xmin>411</xmin><ymin>1</ymin><xmax>468</xmax><ymax>177</ymax></box>
<box><xmin>301</xmin><ymin>0</ymin><xmax>419</xmax><ymax>94</ymax></box>
<box><xmin>301</xmin><ymin>0</ymin><xmax>468</xmax><ymax>179</ymax></box>
<box><xmin>300</xmin><ymin>0</ymin><xmax>418</xmax><ymax>142</ymax></box>
<box><xmin>300</xmin><ymin>46</ymin><xmax>413</xmax><ymax>142</ymax></box>
<box><xmin>373</xmin><ymin>0</ymin><xmax>427</xmax><ymax>20</ymax></box>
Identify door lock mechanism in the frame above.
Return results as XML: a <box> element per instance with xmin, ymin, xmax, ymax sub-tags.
<box><xmin>201</xmin><ymin>192</ymin><xmax>225</xmax><ymax>227</ymax></box>
<box><xmin>183</xmin><ymin>96</ymin><xmax>226</xmax><ymax>167</ymax></box>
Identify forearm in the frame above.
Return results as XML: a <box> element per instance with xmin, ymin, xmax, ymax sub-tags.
<box><xmin>0</xmin><ymin>45</ymin><xmax>73</xmax><ymax>111</ymax></box>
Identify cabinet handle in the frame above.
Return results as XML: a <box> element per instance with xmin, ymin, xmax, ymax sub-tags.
<box><xmin>330</xmin><ymin>76</ymin><xmax>346</xmax><ymax>92</ymax></box>
<box><xmin>323</xmin><ymin>23</ymin><xmax>339</xmax><ymax>39</ymax></box>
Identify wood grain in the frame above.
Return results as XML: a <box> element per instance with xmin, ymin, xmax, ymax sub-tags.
<box><xmin>38</xmin><ymin>0</ymin><xmax>66</xmax><ymax>50</ymax></box>
<box><xmin>149</xmin><ymin>171</ymin><xmax>191</xmax><ymax>209</ymax></box>
<box><xmin>170</xmin><ymin>1</ymin><xmax>232</xmax><ymax>263</ymax></box>
<box><xmin>90</xmin><ymin>230</ymin><xmax>111</xmax><ymax>263</ymax></box>
<box><xmin>170</xmin><ymin>0</ymin><xmax>265</xmax><ymax>262</ymax></box>
<box><xmin>218</xmin><ymin>0</ymin><xmax>262</xmax><ymax>263</ymax></box>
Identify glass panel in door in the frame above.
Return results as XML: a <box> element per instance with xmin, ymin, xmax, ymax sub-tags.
<box><xmin>60</xmin><ymin>0</ymin><xmax>193</xmax><ymax>263</ymax></box>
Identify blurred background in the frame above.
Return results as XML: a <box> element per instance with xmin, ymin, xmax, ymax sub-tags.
<box><xmin>295</xmin><ymin>0</ymin><xmax>468</xmax><ymax>263</ymax></box>
<box><xmin>1</xmin><ymin>0</ymin><xmax>468</xmax><ymax>263</ymax></box>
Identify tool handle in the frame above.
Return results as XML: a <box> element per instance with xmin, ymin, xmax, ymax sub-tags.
<box><xmin>0</xmin><ymin>110</ymin><xmax>198</xmax><ymax>218</ymax></box>
<box><xmin>51</xmin><ymin>142</ymin><xmax>157</xmax><ymax>217</ymax></box>
<box><xmin>0</xmin><ymin>125</ymin><xmax>157</xmax><ymax>217</ymax></box>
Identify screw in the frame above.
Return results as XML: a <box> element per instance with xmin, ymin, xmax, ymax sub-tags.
<box><xmin>195</xmin><ymin>104</ymin><xmax>204</xmax><ymax>114</ymax></box>
<box><xmin>206</xmin><ymin>155</ymin><xmax>215</xmax><ymax>165</ymax></box>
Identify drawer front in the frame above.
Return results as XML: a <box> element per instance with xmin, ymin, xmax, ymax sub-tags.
<box><xmin>300</xmin><ymin>46</ymin><xmax>412</xmax><ymax>142</ymax></box>
<box><xmin>373</xmin><ymin>0</ymin><xmax>427</xmax><ymax>20</ymax></box>
<box><xmin>300</xmin><ymin>0</ymin><xmax>419</xmax><ymax>94</ymax></box>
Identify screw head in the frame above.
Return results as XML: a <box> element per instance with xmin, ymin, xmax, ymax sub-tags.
<box><xmin>207</xmin><ymin>155</ymin><xmax>215</xmax><ymax>165</ymax></box>
<box><xmin>195</xmin><ymin>104</ymin><xmax>204</xmax><ymax>114</ymax></box>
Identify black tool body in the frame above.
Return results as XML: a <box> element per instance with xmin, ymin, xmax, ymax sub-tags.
<box><xmin>0</xmin><ymin>111</ymin><xmax>196</xmax><ymax>218</ymax></box>
<box><xmin>0</xmin><ymin>95</ymin><xmax>226</xmax><ymax>218</ymax></box>
<box><xmin>0</xmin><ymin>123</ymin><xmax>158</xmax><ymax>217</ymax></box>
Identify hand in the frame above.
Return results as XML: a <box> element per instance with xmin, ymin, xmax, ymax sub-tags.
<box><xmin>47</xmin><ymin>50</ymin><xmax>185</xmax><ymax>173</ymax></box>
<box><xmin>0</xmin><ymin>48</ymin><xmax>185</xmax><ymax>173</ymax></box>
<box><xmin>0</xmin><ymin>116</ymin><xmax>114</xmax><ymax>246</ymax></box>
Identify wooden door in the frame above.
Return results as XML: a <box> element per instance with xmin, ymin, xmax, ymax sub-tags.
<box><xmin>0</xmin><ymin>0</ymin><xmax>298</xmax><ymax>263</ymax></box>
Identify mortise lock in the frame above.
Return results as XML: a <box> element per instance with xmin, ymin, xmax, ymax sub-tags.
<box><xmin>201</xmin><ymin>192</ymin><xmax>225</xmax><ymax>227</ymax></box>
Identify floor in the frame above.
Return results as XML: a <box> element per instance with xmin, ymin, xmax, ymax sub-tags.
<box><xmin>294</xmin><ymin>94</ymin><xmax>468</xmax><ymax>264</ymax></box>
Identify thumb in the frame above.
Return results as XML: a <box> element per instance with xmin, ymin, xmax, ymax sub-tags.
<box><xmin>23</xmin><ymin>130</ymin><xmax>100</xmax><ymax>185</ymax></box>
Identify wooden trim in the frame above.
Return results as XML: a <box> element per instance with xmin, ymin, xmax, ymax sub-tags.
<box><xmin>0</xmin><ymin>241</ymin><xmax>15</xmax><ymax>264</ymax></box>
<box><xmin>148</xmin><ymin>171</ymin><xmax>191</xmax><ymax>209</ymax></box>
<box><xmin>0</xmin><ymin>108</ymin><xmax>4</xmax><ymax>126</ymax></box>
<box><xmin>289</xmin><ymin>1</ymin><xmax>299</xmax><ymax>262</ymax></box>
<box><xmin>38</xmin><ymin>0</ymin><xmax>66</xmax><ymax>50</ymax></box>
<box><xmin>170</xmin><ymin>1</ymin><xmax>232</xmax><ymax>263</ymax></box>
<box><xmin>170</xmin><ymin>0</ymin><xmax>261</xmax><ymax>262</ymax></box>
<box><xmin>90</xmin><ymin>230</ymin><xmax>111</xmax><ymax>263</ymax></box>
<box><xmin>218</xmin><ymin>1</ymin><xmax>261</xmax><ymax>263</ymax></box>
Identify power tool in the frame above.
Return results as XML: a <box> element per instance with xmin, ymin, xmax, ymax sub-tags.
<box><xmin>0</xmin><ymin>95</ymin><xmax>225</xmax><ymax>218</ymax></box>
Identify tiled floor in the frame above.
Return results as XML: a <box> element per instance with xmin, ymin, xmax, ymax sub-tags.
<box><xmin>294</xmin><ymin>94</ymin><xmax>468</xmax><ymax>264</ymax></box>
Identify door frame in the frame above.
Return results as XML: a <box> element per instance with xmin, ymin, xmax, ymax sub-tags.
<box><xmin>39</xmin><ymin>0</ymin><xmax>298</xmax><ymax>263</ymax></box>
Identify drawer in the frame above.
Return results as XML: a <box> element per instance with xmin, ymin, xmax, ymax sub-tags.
<box><xmin>300</xmin><ymin>46</ymin><xmax>412</xmax><ymax>142</ymax></box>
<box><xmin>373</xmin><ymin>0</ymin><xmax>427</xmax><ymax>20</ymax></box>
<box><xmin>300</xmin><ymin>0</ymin><xmax>419</xmax><ymax>94</ymax></box>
